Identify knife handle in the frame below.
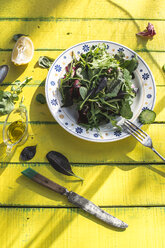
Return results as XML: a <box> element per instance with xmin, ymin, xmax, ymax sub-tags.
<box><xmin>22</xmin><ymin>168</ymin><xmax>69</xmax><ymax>195</ymax></box>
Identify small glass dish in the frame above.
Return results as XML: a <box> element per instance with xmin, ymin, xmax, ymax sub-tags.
<box><xmin>3</xmin><ymin>106</ymin><xmax>28</xmax><ymax>154</ymax></box>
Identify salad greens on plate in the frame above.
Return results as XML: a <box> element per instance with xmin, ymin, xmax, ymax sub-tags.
<box><xmin>60</xmin><ymin>44</ymin><xmax>138</xmax><ymax>130</ymax></box>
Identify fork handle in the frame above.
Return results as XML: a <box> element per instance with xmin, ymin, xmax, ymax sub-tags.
<box><xmin>151</xmin><ymin>147</ymin><xmax>165</xmax><ymax>161</ymax></box>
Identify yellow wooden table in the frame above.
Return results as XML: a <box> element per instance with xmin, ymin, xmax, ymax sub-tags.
<box><xmin>0</xmin><ymin>0</ymin><xmax>165</xmax><ymax>247</ymax></box>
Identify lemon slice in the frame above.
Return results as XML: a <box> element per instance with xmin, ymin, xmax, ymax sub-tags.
<box><xmin>11</xmin><ymin>36</ymin><xmax>34</xmax><ymax>65</ymax></box>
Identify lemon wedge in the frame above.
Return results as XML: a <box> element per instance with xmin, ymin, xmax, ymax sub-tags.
<box><xmin>11</xmin><ymin>36</ymin><xmax>34</xmax><ymax>65</ymax></box>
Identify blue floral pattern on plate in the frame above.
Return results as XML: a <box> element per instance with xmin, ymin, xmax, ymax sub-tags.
<box><xmin>142</xmin><ymin>107</ymin><xmax>149</xmax><ymax>111</ymax></box>
<box><xmin>75</xmin><ymin>127</ymin><xmax>83</xmax><ymax>134</ymax></box>
<box><xmin>118</xmin><ymin>47</ymin><xmax>124</xmax><ymax>52</ymax></box>
<box><xmin>114</xmin><ymin>130</ymin><xmax>122</xmax><ymax>136</ymax></box>
<box><xmin>147</xmin><ymin>94</ymin><xmax>152</xmax><ymax>98</ymax></box>
<box><xmin>82</xmin><ymin>45</ymin><xmax>90</xmax><ymax>52</ymax></box>
<box><xmin>51</xmin><ymin>81</ymin><xmax>55</xmax><ymax>86</ymax></box>
<box><xmin>45</xmin><ymin>40</ymin><xmax>156</xmax><ymax>142</ymax></box>
<box><xmin>142</xmin><ymin>73</ymin><xmax>149</xmax><ymax>80</ymax></box>
<box><xmin>55</xmin><ymin>65</ymin><xmax>62</xmax><ymax>72</ymax></box>
<box><xmin>51</xmin><ymin>99</ymin><xmax>58</xmax><ymax>106</ymax></box>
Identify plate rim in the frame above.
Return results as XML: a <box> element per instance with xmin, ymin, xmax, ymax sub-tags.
<box><xmin>45</xmin><ymin>40</ymin><xmax>156</xmax><ymax>143</ymax></box>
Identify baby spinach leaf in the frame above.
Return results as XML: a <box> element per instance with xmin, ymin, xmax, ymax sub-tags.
<box><xmin>120</xmin><ymin>100</ymin><xmax>133</xmax><ymax>119</ymax></box>
<box><xmin>79</xmin><ymin>86</ymin><xmax>87</xmax><ymax>100</ymax></box>
<box><xmin>122</xmin><ymin>56</ymin><xmax>138</xmax><ymax>74</ymax></box>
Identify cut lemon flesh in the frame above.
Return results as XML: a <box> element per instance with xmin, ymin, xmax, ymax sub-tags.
<box><xmin>11</xmin><ymin>36</ymin><xmax>34</xmax><ymax>65</ymax></box>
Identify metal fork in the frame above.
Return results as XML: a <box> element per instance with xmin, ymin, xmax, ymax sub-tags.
<box><xmin>124</xmin><ymin>120</ymin><xmax>165</xmax><ymax>161</ymax></box>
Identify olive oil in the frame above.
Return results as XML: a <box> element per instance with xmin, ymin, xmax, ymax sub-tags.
<box><xmin>7</xmin><ymin>120</ymin><xmax>26</xmax><ymax>144</ymax></box>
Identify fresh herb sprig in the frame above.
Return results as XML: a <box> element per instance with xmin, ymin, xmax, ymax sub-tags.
<box><xmin>0</xmin><ymin>77</ymin><xmax>32</xmax><ymax>116</ymax></box>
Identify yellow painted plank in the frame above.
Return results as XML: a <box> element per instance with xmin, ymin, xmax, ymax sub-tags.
<box><xmin>0</xmin><ymin>163</ymin><xmax>165</xmax><ymax>206</ymax></box>
<box><xmin>0</xmin><ymin>207</ymin><xmax>165</xmax><ymax>248</ymax></box>
<box><xmin>0</xmin><ymin>20</ymin><xmax>164</xmax><ymax>52</ymax></box>
<box><xmin>0</xmin><ymin>123</ymin><xmax>165</xmax><ymax>163</ymax></box>
<box><xmin>0</xmin><ymin>51</ymin><xmax>164</xmax><ymax>86</ymax></box>
<box><xmin>0</xmin><ymin>0</ymin><xmax>164</xmax><ymax>19</ymax></box>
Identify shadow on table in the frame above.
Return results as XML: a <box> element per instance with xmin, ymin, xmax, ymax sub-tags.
<box><xmin>0</xmin><ymin>142</ymin><xmax>16</xmax><ymax>176</ymax></box>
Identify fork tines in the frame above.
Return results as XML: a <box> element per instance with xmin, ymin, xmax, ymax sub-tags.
<box><xmin>124</xmin><ymin>120</ymin><xmax>147</xmax><ymax>141</ymax></box>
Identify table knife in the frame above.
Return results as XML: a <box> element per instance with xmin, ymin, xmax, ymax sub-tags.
<box><xmin>21</xmin><ymin>168</ymin><xmax>128</xmax><ymax>229</ymax></box>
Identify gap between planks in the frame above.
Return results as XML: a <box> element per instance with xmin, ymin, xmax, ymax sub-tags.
<box><xmin>0</xmin><ymin>48</ymin><xmax>165</xmax><ymax>52</ymax></box>
<box><xmin>0</xmin><ymin>17</ymin><xmax>164</xmax><ymax>22</ymax></box>
<box><xmin>0</xmin><ymin>161</ymin><xmax>165</xmax><ymax>166</ymax></box>
<box><xmin>0</xmin><ymin>205</ymin><xmax>165</xmax><ymax>209</ymax></box>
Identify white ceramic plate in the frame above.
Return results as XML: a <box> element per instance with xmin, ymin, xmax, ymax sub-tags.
<box><xmin>45</xmin><ymin>40</ymin><xmax>156</xmax><ymax>142</ymax></box>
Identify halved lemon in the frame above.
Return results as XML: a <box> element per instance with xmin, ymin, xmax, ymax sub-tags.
<box><xmin>11</xmin><ymin>36</ymin><xmax>34</xmax><ymax>65</ymax></box>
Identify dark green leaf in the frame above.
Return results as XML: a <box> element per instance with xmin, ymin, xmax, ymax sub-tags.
<box><xmin>36</xmin><ymin>93</ymin><xmax>46</xmax><ymax>104</ymax></box>
<box><xmin>20</xmin><ymin>145</ymin><xmax>37</xmax><ymax>161</ymax></box>
<box><xmin>46</xmin><ymin>151</ymin><xmax>83</xmax><ymax>180</ymax></box>
<box><xmin>120</xmin><ymin>100</ymin><xmax>133</xmax><ymax>119</ymax></box>
<box><xmin>122</xmin><ymin>56</ymin><xmax>138</xmax><ymax>74</ymax></box>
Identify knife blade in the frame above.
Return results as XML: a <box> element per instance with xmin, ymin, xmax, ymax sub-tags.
<box><xmin>21</xmin><ymin>168</ymin><xmax>128</xmax><ymax>229</ymax></box>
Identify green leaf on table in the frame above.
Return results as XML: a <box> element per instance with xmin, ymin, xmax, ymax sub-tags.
<box><xmin>38</xmin><ymin>56</ymin><xmax>54</xmax><ymax>69</ymax></box>
<box><xmin>36</xmin><ymin>93</ymin><xmax>46</xmax><ymax>104</ymax></box>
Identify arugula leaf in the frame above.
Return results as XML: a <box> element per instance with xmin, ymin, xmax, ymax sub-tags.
<box><xmin>106</xmin><ymin>80</ymin><xmax>122</xmax><ymax>98</ymax></box>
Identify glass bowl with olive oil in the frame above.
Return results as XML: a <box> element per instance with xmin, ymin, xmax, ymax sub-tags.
<box><xmin>3</xmin><ymin>106</ymin><xmax>28</xmax><ymax>154</ymax></box>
